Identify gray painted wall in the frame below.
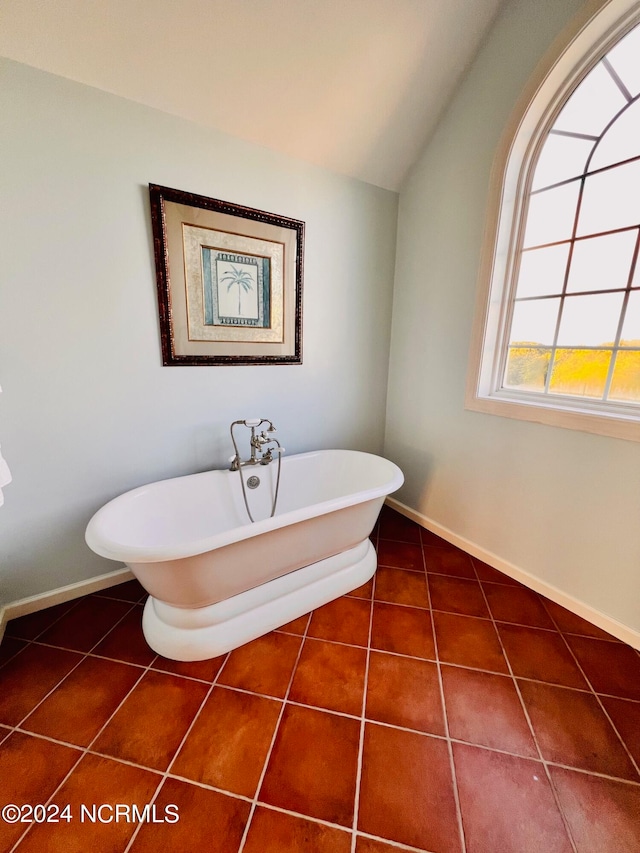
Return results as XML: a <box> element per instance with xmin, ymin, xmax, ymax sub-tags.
<box><xmin>385</xmin><ymin>0</ymin><xmax>640</xmax><ymax>633</ymax></box>
<box><xmin>0</xmin><ymin>59</ymin><xmax>398</xmax><ymax>603</ymax></box>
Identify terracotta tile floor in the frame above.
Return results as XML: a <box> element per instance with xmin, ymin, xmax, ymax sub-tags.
<box><xmin>1</xmin><ymin>506</ymin><xmax>640</xmax><ymax>852</ymax></box>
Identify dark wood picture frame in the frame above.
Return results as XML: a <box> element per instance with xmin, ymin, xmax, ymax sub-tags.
<box><xmin>149</xmin><ymin>184</ymin><xmax>304</xmax><ymax>365</ymax></box>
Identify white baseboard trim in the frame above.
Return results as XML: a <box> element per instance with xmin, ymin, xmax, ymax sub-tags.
<box><xmin>0</xmin><ymin>566</ymin><xmax>134</xmax><ymax>646</ymax></box>
<box><xmin>386</xmin><ymin>497</ymin><xmax>640</xmax><ymax>651</ymax></box>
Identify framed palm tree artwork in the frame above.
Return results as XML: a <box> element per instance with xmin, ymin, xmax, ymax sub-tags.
<box><xmin>149</xmin><ymin>184</ymin><xmax>304</xmax><ymax>365</ymax></box>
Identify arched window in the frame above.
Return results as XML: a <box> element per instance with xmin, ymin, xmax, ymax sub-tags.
<box><xmin>467</xmin><ymin>1</ymin><xmax>640</xmax><ymax>441</ymax></box>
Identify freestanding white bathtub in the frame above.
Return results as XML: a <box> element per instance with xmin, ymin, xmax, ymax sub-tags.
<box><xmin>85</xmin><ymin>449</ymin><xmax>403</xmax><ymax>660</ymax></box>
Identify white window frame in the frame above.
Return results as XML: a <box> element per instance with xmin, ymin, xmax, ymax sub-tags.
<box><xmin>466</xmin><ymin>0</ymin><xmax>640</xmax><ymax>442</ymax></box>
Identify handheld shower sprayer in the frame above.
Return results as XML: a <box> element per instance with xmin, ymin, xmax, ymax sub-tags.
<box><xmin>229</xmin><ymin>418</ymin><xmax>284</xmax><ymax>522</ymax></box>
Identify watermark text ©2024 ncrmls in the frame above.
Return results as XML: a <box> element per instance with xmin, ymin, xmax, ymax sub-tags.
<box><xmin>1</xmin><ymin>803</ymin><xmax>179</xmax><ymax>824</ymax></box>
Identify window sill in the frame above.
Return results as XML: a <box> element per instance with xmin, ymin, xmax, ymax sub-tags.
<box><xmin>465</xmin><ymin>390</ymin><xmax>640</xmax><ymax>442</ymax></box>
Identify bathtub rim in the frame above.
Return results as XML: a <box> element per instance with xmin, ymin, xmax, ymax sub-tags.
<box><xmin>85</xmin><ymin>448</ymin><xmax>403</xmax><ymax>564</ymax></box>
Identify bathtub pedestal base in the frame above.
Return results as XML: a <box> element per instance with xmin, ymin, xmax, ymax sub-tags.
<box><xmin>142</xmin><ymin>538</ymin><xmax>377</xmax><ymax>661</ymax></box>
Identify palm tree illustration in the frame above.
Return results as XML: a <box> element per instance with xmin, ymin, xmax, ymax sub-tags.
<box><xmin>220</xmin><ymin>266</ymin><xmax>254</xmax><ymax>316</ymax></box>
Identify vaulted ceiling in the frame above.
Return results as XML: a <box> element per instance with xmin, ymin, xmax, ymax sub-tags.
<box><xmin>0</xmin><ymin>0</ymin><xmax>506</xmax><ymax>189</ymax></box>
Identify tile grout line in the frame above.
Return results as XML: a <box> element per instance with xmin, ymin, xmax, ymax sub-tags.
<box><xmin>353</xmin><ymin>719</ymin><xmax>640</xmax><ymax>785</ymax></box>
<box><xmin>7</xmin><ymin>601</ymin><xmax>148</xmax><ymax>852</ymax></box>
<box><xmin>0</xmin><ymin>640</ymin><xmax>32</xmax><ymax>672</ymax></box>
<box><xmin>356</xmin><ymin>829</ymin><xmax>439</xmax><ymax>853</ymax></box>
<box><xmin>7</xmin><ymin>712</ymin><xmax>438</xmax><ymax>852</ymax></box>
<box><xmin>235</xmin><ymin>611</ymin><xmax>312</xmax><ymax>853</ymax></box>
<box><xmin>92</xmin><ymin>589</ymin><xmax>148</xmax><ymax>605</ymax></box>
<box><xmin>474</xmin><ymin>574</ymin><xmax>579</xmax><ymax>853</ymax></box>
<box><xmin>389</xmin><ymin>527</ymin><xmax>634</xmax><ymax>637</ymax></box>
<box><xmin>422</xmin><ymin>543</ymin><xmax>433</xmax><ymax>612</ymax></box>
<box><xmin>238</xmin><ymin>799</ymin><xmax>352</xmax><ymax>839</ymax></box>
<box><xmin>1</xmin><ymin>613</ymin><xmax>150</xmax><ymax>822</ymax></box>
<box><xmin>13</xmin><ymin>610</ymin><xmax>218</xmax><ymax>849</ymax></box>
<box><xmin>287</xmin><ymin>614</ymin><xmax>638</xmax><ymax>691</ymax></box>
<box><xmin>82</xmin><ymin>598</ymin><xmax>145</xmax><ymax>650</ymax></box>
<box><xmin>11</xmin><ymin>707</ymin><xmax>640</xmax><ymax>794</ymax></box>
<box><xmin>8</xmin><ymin>599</ymin><xmax>638</xmax><ymax>808</ymax></box>
<box><xmin>4</xmin><ymin>596</ymin><xmax>85</xmax><ymax>645</ymax></box>
<box><xmin>12</xmin><ymin>601</ymin><xmax>143</xmax><ymax>737</ymax></box>
<box><xmin>162</xmin><ymin>774</ymin><xmax>252</xmax><ymax>802</ymax></box>
<box><xmin>4</xmin><ymin>592</ymin><xmax>142</xmax><ymax>648</ymax></box>
<box><xmin>15</xmin><ymin>574</ymin><xmax>628</xmax><ymax>696</ymax></box>
<box><xmin>427</xmin><ymin>552</ymin><xmax>468</xmax><ymax>853</ymax></box>
<box><xmin>121</xmin><ymin>650</ymin><xmax>232</xmax><ymax>853</ymax></box>
<box><xmin>540</xmin><ymin>601</ymin><xmax>640</xmax><ymax>782</ymax></box>
<box><xmin>7</xmin><ymin>743</ymin><xmax>86</xmax><ymax>853</ymax></box>
<box><xmin>5</xmin><ymin>598</ymin><xmax>638</xmax><ymax>762</ymax></box>
<box><xmin>350</xmin><ymin>556</ymin><xmax>376</xmax><ymax>853</ymax></box>
<box><xmin>22</xmin><ymin>603</ymin><xmax>632</xmax><ymax>647</ymax></box>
